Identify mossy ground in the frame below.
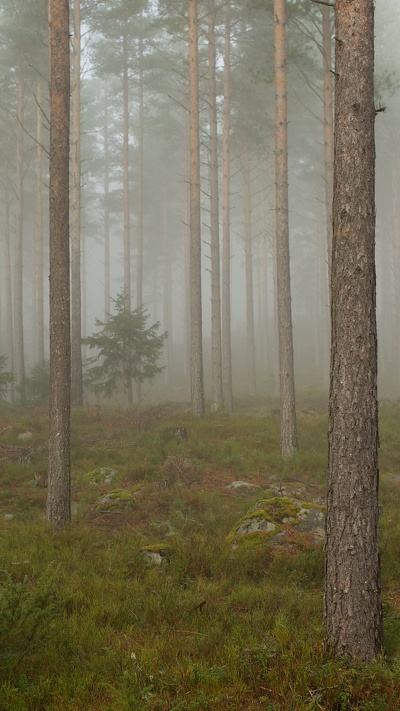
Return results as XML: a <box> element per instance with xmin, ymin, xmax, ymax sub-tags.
<box><xmin>0</xmin><ymin>396</ymin><xmax>400</xmax><ymax>709</ymax></box>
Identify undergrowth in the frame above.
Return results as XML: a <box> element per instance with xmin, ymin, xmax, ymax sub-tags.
<box><xmin>0</xmin><ymin>398</ymin><xmax>399</xmax><ymax>709</ymax></box>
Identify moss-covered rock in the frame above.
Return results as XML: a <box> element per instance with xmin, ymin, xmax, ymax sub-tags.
<box><xmin>228</xmin><ymin>497</ymin><xmax>325</xmax><ymax>547</ymax></box>
<box><xmin>94</xmin><ymin>489</ymin><xmax>134</xmax><ymax>512</ymax></box>
<box><xmin>139</xmin><ymin>543</ymin><xmax>171</xmax><ymax>566</ymax></box>
<box><xmin>85</xmin><ymin>467</ymin><xmax>120</xmax><ymax>485</ymax></box>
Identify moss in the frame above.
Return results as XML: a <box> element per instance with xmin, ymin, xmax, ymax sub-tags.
<box><xmin>94</xmin><ymin>489</ymin><xmax>134</xmax><ymax>511</ymax></box>
<box><xmin>228</xmin><ymin>497</ymin><xmax>325</xmax><ymax>545</ymax></box>
<box><xmin>84</xmin><ymin>467</ymin><xmax>120</xmax><ymax>485</ymax></box>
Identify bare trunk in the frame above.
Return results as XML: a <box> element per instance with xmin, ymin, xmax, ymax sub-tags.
<box><xmin>188</xmin><ymin>0</ymin><xmax>205</xmax><ymax>416</ymax></box>
<box><xmin>243</xmin><ymin>139</ymin><xmax>256</xmax><ymax>397</ymax></box>
<box><xmin>47</xmin><ymin>0</ymin><xmax>71</xmax><ymax>530</ymax></box>
<box><xmin>222</xmin><ymin>0</ymin><xmax>233</xmax><ymax>411</ymax></box>
<box><xmin>208</xmin><ymin>0</ymin><xmax>223</xmax><ymax>411</ymax></box>
<box><xmin>274</xmin><ymin>0</ymin><xmax>297</xmax><ymax>456</ymax></box>
<box><xmin>36</xmin><ymin>81</ymin><xmax>45</xmax><ymax>363</ymax></box>
<box><xmin>4</xmin><ymin>155</ymin><xmax>14</xmax><ymax>401</ymax></box>
<box><xmin>324</xmin><ymin>0</ymin><xmax>382</xmax><ymax>661</ymax></box>
<box><xmin>322</xmin><ymin>5</ymin><xmax>334</xmax><ymax>288</ymax></box>
<box><xmin>71</xmin><ymin>0</ymin><xmax>83</xmax><ymax>406</ymax></box>
<box><xmin>14</xmin><ymin>76</ymin><xmax>25</xmax><ymax>404</ymax></box>
<box><xmin>123</xmin><ymin>31</ymin><xmax>131</xmax><ymax>306</ymax></box>
<box><xmin>103</xmin><ymin>96</ymin><xmax>110</xmax><ymax>319</ymax></box>
<box><xmin>162</xmin><ymin>177</ymin><xmax>172</xmax><ymax>387</ymax></box>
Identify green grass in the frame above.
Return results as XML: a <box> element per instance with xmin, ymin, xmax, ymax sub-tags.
<box><xmin>0</xmin><ymin>398</ymin><xmax>399</xmax><ymax>709</ymax></box>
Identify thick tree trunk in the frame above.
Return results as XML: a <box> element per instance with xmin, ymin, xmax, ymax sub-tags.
<box><xmin>188</xmin><ymin>0</ymin><xmax>205</xmax><ymax>416</ymax></box>
<box><xmin>71</xmin><ymin>0</ymin><xmax>83</xmax><ymax>406</ymax></box>
<box><xmin>208</xmin><ymin>0</ymin><xmax>223</xmax><ymax>411</ymax></box>
<box><xmin>274</xmin><ymin>0</ymin><xmax>297</xmax><ymax>456</ymax></box>
<box><xmin>47</xmin><ymin>0</ymin><xmax>71</xmax><ymax>530</ymax></box>
<box><xmin>324</xmin><ymin>0</ymin><xmax>382</xmax><ymax>661</ymax></box>
<box><xmin>222</xmin><ymin>0</ymin><xmax>233</xmax><ymax>411</ymax></box>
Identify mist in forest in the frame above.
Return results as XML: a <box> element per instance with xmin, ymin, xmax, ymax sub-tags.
<box><xmin>1</xmin><ymin>0</ymin><xmax>399</xmax><ymax>406</ymax></box>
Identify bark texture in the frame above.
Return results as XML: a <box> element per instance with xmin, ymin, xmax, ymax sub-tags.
<box><xmin>274</xmin><ymin>0</ymin><xmax>297</xmax><ymax>457</ymax></box>
<box><xmin>47</xmin><ymin>0</ymin><xmax>71</xmax><ymax>530</ymax></box>
<box><xmin>188</xmin><ymin>0</ymin><xmax>205</xmax><ymax>416</ymax></box>
<box><xmin>324</xmin><ymin>0</ymin><xmax>382</xmax><ymax>661</ymax></box>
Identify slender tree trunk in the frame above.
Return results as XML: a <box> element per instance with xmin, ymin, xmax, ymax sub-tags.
<box><xmin>208</xmin><ymin>0</ymin><xmax>223</xmax><ymax>411</ymax></box>
<box><xmin>274</xmin><ymin>0</ymin><xmax>298</xmax><ymax>456</ymax></box>
<box><xmin>71</xmin><ymin>0</ymin><xmax>83</xmax><ymax>406</ymax></box>
<box><xmin>162</xmin><ymin>176</ymin><xmax>172</xmax><ymax>387</ymax></box>
<box><xmin>122</xmin><ymin>30</ymin><xmax>133</xmax><ymax>406</ymax></box>
<box><xmin>324</xmin><ymin>0</ymin><xmax>382</xmax><ymax>661</ymax></box>
<box><xmin>103</xmin><ymin>96</ymin><xmax>111</xmax><ymax>320</ymax></box>
<box><xmin>47</xmin><ymin>0</ymin><xmax>71</xmax><ymax>530</ymax></box>
<box><xmin>222</xmin><ymin>0</ymin><xmax>233</xmax><ymax>411</ymax></box>
<box><xmin>14</xmin><ymin>75</ymin><xmax>25</xmax><ymax>404</ymax></box>
<box><xmin>243</xmin><ymin>139</ymin><xmax>256</xmax><ymax>397</ymax></box>
<box><xmin>188</xmin><ymin>0</ymin><xmax>205</xmax><ymax>416</ymax></box>
<box><xmin>322</xmin><ymin>5</ymin><xmax>334</xmax><ymax>287</ymax></box>
<box><xmin>136</xmin><ymin>32</ymin><xmax>145</xmax><ymax>406</ymax></box>
<box><xmin>183</xmin><ymin>111</ymin><xmax>191</xmax><ymax>401</ymax></box>
<box><xmin>123</xmin><ymin>31</ymin><xmax>131</xmax><ymax>307</ymax></box>
<box><xmin>36</xmin><ymin>81</ymin><xmax>45</xmax><ymax>364</ymax></box>
<box><xmin>4</xmin><ymin>156</ymin><xmax>14</xmax><ymax>401</ymax></box>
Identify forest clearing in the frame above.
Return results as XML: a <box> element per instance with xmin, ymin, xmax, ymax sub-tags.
<box><xmin>1</xmin><ymin>397</ymin><xmax>400</xmax><ymax>710</ymax></box>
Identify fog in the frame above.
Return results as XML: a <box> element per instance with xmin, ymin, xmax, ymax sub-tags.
<box><xmin>1</xmin><ymin>0</ymin><xmax>399</xmax><ymax>405</ymax></box>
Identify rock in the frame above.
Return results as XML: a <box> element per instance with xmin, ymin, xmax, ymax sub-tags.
<box><xmin>229</xmin><ymin>496</ymin><xmax>325</xmax><ymax>548</ymax></box>
<box><xmin>226</xmin><ymin>480</ymin><xmax>261</xmax><ymax>494</ymax></box>
<box><xmin>140</xmin><ymin>544</ymin><xmax>171</xmax><ymax>565</ymax></box>
<box><xmin>85</xmin><ymin>467</ymin><xmax>119</xmax><ymax>485</ymax></box>
<box><xmin>94</xmin><ymin>489</ymin><xmax>135</xmax><ymax>512</ymax></box>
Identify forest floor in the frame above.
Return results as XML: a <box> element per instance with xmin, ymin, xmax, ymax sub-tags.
<box><xmin>1</xmin><ymin>395</ymin><xmax>400</xmax><ymax>710</ymax></box>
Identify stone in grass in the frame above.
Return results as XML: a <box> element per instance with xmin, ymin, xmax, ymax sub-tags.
<box><xmin>94</xmin><ymin>489</ymin><xmax>135</xmax><ymax>512</ymax></box>
<box><xmin>140</xmin><ymin>544</ymin><xmax>171</xmax><ymax>566</ymax></box>
<box><xmin>85</xmin><ymin>466</ymin><xmax>119</xmax><ymax>485</ymax></box>
<box><xmin>226</xmin><ymin>480</ymin><xmax>262</xmax><ymax>495</ymax></box>
<box><xmin>228</xmin><ymin>496</ymin><xmax>325</xmax><ymax>548</ymax></box>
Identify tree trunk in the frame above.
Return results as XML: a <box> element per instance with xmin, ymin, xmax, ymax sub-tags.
<box><xmin>188</xmin><ymin>0</ymin><xmax>205</xmax><ymax>416</ymax></box>
<box><xmin>4</xmin><ymin>154</ymin><xmax>15</xmax><ymax>402</ymax></box>
<box><xmin>162</xmin><ymin>176</ymin><xmax>172</xmax><ymax>387</ymax></box>
<box><xmin>123</xmin><ymin>30</ymin><xmax>131</xmax><ymax>307</ymax></box>
<box><xmin>14</xmin><ymin>75</ymin><xmax>25</xmax><ymax>404</ymax></box>
<box><xmin>35</xmin><ymin>81</ymin><xmax>45</xmax><ymax>364</ymax></box>
<box><xmin>71</xmin><ymin>0</ymin><xmax>83</xmax><ymax>406</ymax></box>
<box><xmin>208</xmin><ymin>0</ymin><xmax>223</xmax><ymax>411</ymax></box>
<box><xmin>47</xmin><ymin>0</ymin><xmax>71</xmax><ymax>531</ymax></box>
<box><xmin>324</xmin><ymin>0</ymin><xmax>382</xmax><ymax>661</ymax></box>
<box><xmin>274</xmin><ymin>0</ymin><xmax>297</xmax><ymax>456</ymax></box>
<box><xmin>222</xmin><ymin>0</ymin><xmax>233</xmax><ymax>412</ymax></box>
<box><xmin>243</xmin><ymin>139</ymin><xmax>256</xmax><ymax>397</ymax></box>
<box><xmin>103</xmin><ymin>94</ymin><xmax>111</xmax><ymax>320</ymax></box>
<box><xmin>322</xmin><ymin>5</ymin><xmax>334</xmax><ymax>288</ymax></box>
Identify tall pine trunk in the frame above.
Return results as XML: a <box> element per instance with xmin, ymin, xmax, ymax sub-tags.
<box><xmin>71</xmin><ymin>0</ymin><xmax>83</xmax><ymax>406</ymax></box>
<box><xmin>274</xmin><ymin>0</ymin><xmax>297</xmax><ymax>456</ymax></box>
<box><xmin>222</xmin><ymin>0</ymin><xmax>233</xmax><ymax>411</ymax></box>
<box><xmin>243</xmin><ymin>139</ymin><xmax>256</xmax><ymax>397</ymax></box>
<box><xmin>14</xmin><ymin>75</ymin><xmax>25</xmax><ymax>404</ymax></box>
<box><xmin>188</xmin><ymin>0</ymin><xmax>205</xmax><ymax>416</ymax></box>
<box><xmin>47</xmin><ymin>0</ymin><xmax>71</xmax><ymax>530</ymax></box>
<box><xmin>324</xmin><ymin>0</ymin><xmax>382</xmax><ymax>661</ymax></box>
<box><xmin>208</xmin><ymin>0</ymin><xmax>223</xmax><ymax>411</ymax></box>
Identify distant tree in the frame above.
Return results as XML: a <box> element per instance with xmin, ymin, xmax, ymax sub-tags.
<box><xmin>324</xmin><ymin>0</ymin><xmax>382</xmax><ymax>661</ymax></box>
<box><xmin>83</xmin><ymin>290</ymin><xmax>167</xmax><ymax>404</ymax></box>
<box><xmin>0</xmin><ymin>355</ymin><xmax>14</xmax><ymax>399</ymax></box>
<box><xmin>47</xmin><ymin>0</ymin><xmax>71</xmax><ymax>531</ymax></box>
<box><xmin>25</xmin><ymin>360</ymin><xmax>50</xmax><ymax>408</ymax></box>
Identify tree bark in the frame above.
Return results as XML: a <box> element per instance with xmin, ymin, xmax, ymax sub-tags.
<box><xmin>208</xmin><ymin>0</ymin><xmax>223</xmax><ymax>411</ymax></box>
<box><xmin>274</xmin><ymin>0</ymin><xmax>298</xmax><ymax>456</ymax></box>
<box><xmin>222</xmin><ymin>0</ymin><xmax>233</xmax><ymax>412</ymax></box>
<box><xmin>14</xmin><ymin>75</ymin><xmax>25</xmax><ymax>404</ymax></box>
<box><xmin>71</xmin><ymin>0</ymin><xmax>83</xmax><ymax>406</ymax></box>
<box><xmin>47</xmin><ymin>0</ymin><xmax>71</xmax><ymax>530</ymax></box>
<box><xmin>243</xmin><ymin>139</ymin><xmax>256</xmax><ymax>397</ymax></box>
<box><xmin>188</xmin><ymin>0</ymin><xmax>205</xmax><ymax>416</ymax></box>
<box><xmin>324</xmin><ymin>0</ymin><xmax>382</xmax><ymax>661</ymax></box>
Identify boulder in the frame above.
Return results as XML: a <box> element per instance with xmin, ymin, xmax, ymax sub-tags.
<box><xmin>229</xmin><ymin>496</ymin><xmax>325</xmax><ymax>548</ymax></box>
<box><xmin>94</xmin><ymin>489</ymin><xmax>135</xmax><ymax>512</ymax></box>
<box><xmin>85</xmin><ymin>467</ymin><xmax>119</xmax><ymax>485</ymax></box>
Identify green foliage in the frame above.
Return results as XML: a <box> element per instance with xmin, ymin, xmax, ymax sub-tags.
<box><xmin>0</xmin><ymin>354</ymin><xmax>14</xmax><ymax>399</ymax></box>
<box><xmin>24</xmin><ymin>360</ymin><xmax>50</xmax><ymax>407</ymax></box>
<box><xmin>83</xmin><ymin>290</ymin><xmax>167</xmax><ymax>401</ymax></box>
